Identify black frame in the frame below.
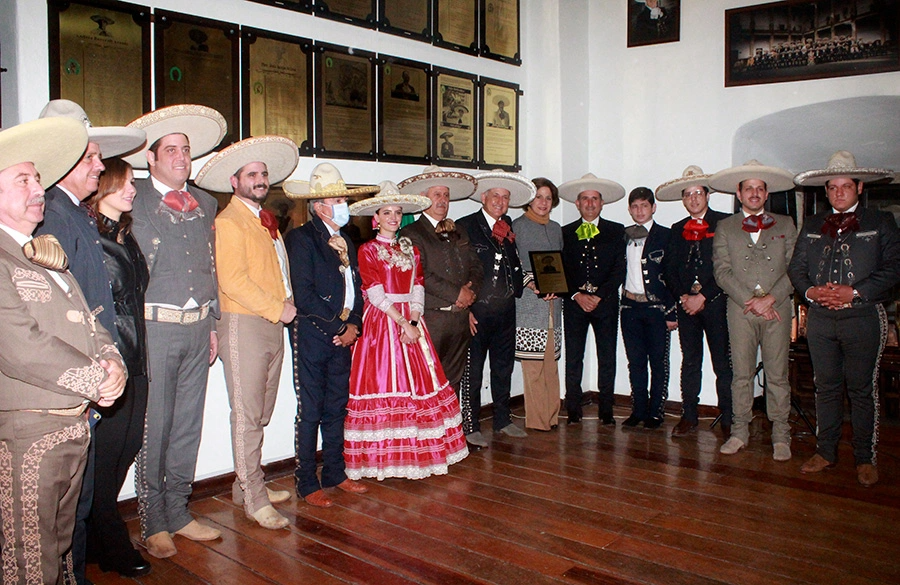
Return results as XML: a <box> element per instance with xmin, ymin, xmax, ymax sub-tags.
<box><xmin>479</xmin><ymin>0</ymin><xmax>521</xmax><ymax>65</ymax></box>
<box><xmin>432</xmin><ymin>66</ymin><xmax>479</xmax><ymax>169</ymax></box>
<box><xmin>433</xmin><ymin>0</ymin><xmax>479</xmax><ymax>55</ymax></box>
<box><xmin>626</xmin><ymin>0</ymin><xmax>681</xmax><ymax>48</ymax></box>
<box><xmin>529</xmin><ymin>251</ymin><xmax>569</xmax><ymax>296</ymax></box>
<box><xmin>247</xmin><ymin>0</ymin><xmax>313</xmax><ymax>12</ymax></box>
<box><xmin>315</xmin><ymin>0</ymin><xmax>377</xmax><ymax>29</ymax></box>
<box><xmin>379</xmin><ymin>0</ymin><xmax>433</xmax><ymax>42</ymax></box>
<box><xmin>378</xmin><ymin>55</ymin><xmax>432</xmax><ymax>165</ymax></box>
<box><xmin>478</xmin><ymin>76</ymin><xmax>519</xmax><ymax>171</ymax></box>
<box><xmin>314</xmin><ymin>42</ymin><xmax>377</xmax><ymax>160</ymax></box>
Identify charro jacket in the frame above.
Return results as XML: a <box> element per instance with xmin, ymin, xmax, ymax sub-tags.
<box><xmin>561</xmin><ymin>216</ymin><xmax>626</xmax><ymax>310</ymax></box>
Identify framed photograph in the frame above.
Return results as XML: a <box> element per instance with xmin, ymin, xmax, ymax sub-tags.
<box><xmin>479</xmin><ymin>78</ymin><xmax>519</xmax><ymax>170</ymax></box>
<box><xmin>242</xmin><ymin>28</ymin><xmax>313</xmax><ymax>155</ymax></box>
<box><xmin>529</xmin><ymin>251</ymin><xmax>569</xmax><ymax>295</ymax></box>
<box><xmin>379</xmin><ymin>0</ymin><xmax>431</xmax><ymax>42</ymax></box>
<box><xmin>49</xmin><ymin>0</ymin><xmax>151</xmax><ymax>126</ymax></box>
<box><xmin>434</xmin><ymin>0</ymin><xmax>479</xmax><ymax>55</ymax></box>
<box><xmin>247</xmin><ymin>0</ymin><xmax>312</xmax><ymax>11</ymax></box>
<box><xmin>480</xmin><ymin>0</ymin><xmax>521</xmax><ymax>64</ymax></box>
<box><xmin>627</xmin><ymin>0</ymin><xmax>680</xmax><ymax>48</ymax></box>
<box><xmin>378</xmin><ymin>56</ymin><xmax>431</xmax><ymax>164</ymax></box>
<box><xmin>433</xmin><ymin>68</ymin><xmax>478</xmax><ymax>168</ymax></box>
<box><xmin>315</xmin><ymin>44</ymin><xmax>377</xmax><ymax>160</ymax></box>
<box><xmin>314</xmin><ymin>0</ymin><xmax>377</xmax><ymax>28</ymax></box>
<box><xmin>725</xmin><ymin>0</ymin><xmax>900</xmax><ymax>87</ymax></box>
<box><xmin>155</xmin><ymin>10</ymin><xmax>240</xmax><ymax>146</ymax></box>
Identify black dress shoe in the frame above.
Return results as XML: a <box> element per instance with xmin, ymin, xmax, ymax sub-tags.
<box><xmin>643</xmin><ymin>417</ymin><xmax>663</xmax><ymax>430</ymax></box>
<box><xmin>566</xmin><ymin>411</ymin><xmax>582</xmax><ymax>425</ymax></box>
<box><xmin>622</xmin><ymin>414</ymin><xmax>643</xmax><ymax>427</ymax></box>
<box><xmin>600</xmin><ymin>415</ymin><xmax>616</xmax><ymax>426</ymax></box>
<box><xmin>720</xmin><ymin>421</ymin><xmax>732</xmax><ymax>439</ymax></box>
<box><xmin>100</xmin><ymin>552</ymin><xmax>152</xmax><ymax>578</ymax></box>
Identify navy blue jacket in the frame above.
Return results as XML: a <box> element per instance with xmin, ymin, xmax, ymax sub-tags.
<box><xmin>625</xmin><ymin>222</ymin><xmax>676</xmax><ymax>321</ymax></box>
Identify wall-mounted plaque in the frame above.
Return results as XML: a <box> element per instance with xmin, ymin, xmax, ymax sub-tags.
<box><xmin>315</xmin><ymin>0</ymin><xmax>377</xmax><ymax>28</ymax></box>
<box><xmin>481</xmin><ymin>0</ymin><xmax>520</xmax><ymax>64</ymax></box>
<box><xmin>155</xmin><ymin>11</ymin><xmax>240</xmax><ymax>146</ymax></box>
<box><xmin>379</xmin><ymin>0</ymin><xmax>431</xmax><ymax>42</ymax></box>
<box><xmin>434</xmin><ymin>0</ymin><xmax>478</xmax><ymax>55</ymax></box>
<box><xmin>49</xmin><ymin>0</ymin><xmax>151</xmax><ymax>126</ymax></box>
<box><xmin>479</xmin><ymin>78</ymin><xmax>518</xmax><ymax>170</ymax></box>
<box><xmin>243</xmin><ymin>28</ymin><xmax>313</xmax><ymax>155</ymax></box>
<box><xmin>247</xmin><ymin>0</ymin><xmax>312</xmax><ymax>12</ymax></box>
<box><xmin>378</xmin><ymin>56</ymin><xmax>430</xmax><ymax>164</ymax></box>
<box><xmin>433</xmin><ymin>68</ymin><xmax>477</xmax><ymax>168</ymax></box>
<box><xmin>315</xmin><ymin>44</ymin><xmax>376</xmax><ymax>159</ymax></box>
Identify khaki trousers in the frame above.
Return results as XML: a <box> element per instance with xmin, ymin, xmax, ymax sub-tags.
<box><xmin>522</xmin><ymin>324</ymin><xmax>560</xmax><ymax>430</ymax></box>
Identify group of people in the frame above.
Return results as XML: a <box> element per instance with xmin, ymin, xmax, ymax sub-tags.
<box><xmin>0</xmin><ymin>94</ymin><xmax>897</xmax><ymax>585</ymax></box>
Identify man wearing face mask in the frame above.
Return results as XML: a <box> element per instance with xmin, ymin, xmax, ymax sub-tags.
<box><xmin>283</xmin><ymin>163</ymin><xmax>378</xmax><ymax>508</ymax></box>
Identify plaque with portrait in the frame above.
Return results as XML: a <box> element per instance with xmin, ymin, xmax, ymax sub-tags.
<box><xmin>247</xmin><ymin>0</ymin><xmax>312</xmax><ymax>12</ymax></box>
<box><xmin>434</xmin><ymin>0</ymin><xmax>478</xmax><ymax>55</ymax></box>
<box><xmin>379</xmin><ymin>56</ymin><xmax>430</xmax><ymax>164</ymax></box>
<box><xmin>242</xmin><ymin>28</ymin><xmax>313</xmax><ymax>155</ymax></box>
<box><xmin>479</xmin><ymin>79</ymin><xmax>518</xmax><ymax>170</ymax></box>
<box><xmin>49</xmin><ymin>0</ymin><xmax>151</xmax><ymax>126</ymax></box>
<box><xmin>315</xmin><ymin>0</ymin><xmax>376</xmax><ymax>28</ymax></box>
<box><xmin>433</xmin><ymin>68</ymin><xmax>478</xmax><ymax>168</ymax></box>
<box><xmin>529</xmin><ymin>251</ymin><xmax>569</xmax><ymax>296</ymax></box>
<box><xmin>379</xmin><ymin>0</ymin><xmax>431</xmax><ymax>42</ymax></box>
<box><xmin>155</xmin><ymin>11</ymin><xmax>240</xmax><ymax>146</ymax></box>
<box><xmin>481</xmin><ymin>0</ymin><xmax>521</xmax><ymax>65</ymax></box>
<box><xmin>315</xmin><ymin>44</ymin><xmax>376</xmax><ymax>160</ymax></box>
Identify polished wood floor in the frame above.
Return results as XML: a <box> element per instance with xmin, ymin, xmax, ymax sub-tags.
<box><xmin>88</xmin><ymin>404</ymin><xmax>900</xmax><ymax>585</ymax></box>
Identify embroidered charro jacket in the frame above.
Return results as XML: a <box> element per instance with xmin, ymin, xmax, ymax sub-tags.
<box><xmin>664</xmin><ymin>210</ymin><xmax>728</xmax><ymax>303</ymax></box>
<box><xmin>625</xmin><ymin>222</ymin><xmax>676</xmax><ymax>320</ymax></box>
<box><xmin>561</xmin><ymin>216</ymin><xmax>626</xmax><ymax>307</ymax></box>
<box><xmin>456</xmin><ymin>211</ymin><xmax>523</xmax><ymax>306</ymax></box>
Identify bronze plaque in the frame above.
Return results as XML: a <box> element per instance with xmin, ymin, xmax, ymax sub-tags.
<box><xmin>436</xmin><ymin>0</ymin><xmax>477</xmax><ymax>52</ymax></box>
<box><xmin>317</xmin><ymin>0</ymin><xmax>375</xmax><ymax>23</ymax></box>
<box><xmin>380</xmin><ymin>59</ymin><xmax>429</xmax><ymax>161</ymax></box>
<box><xmin>482</xmin><ymin>0</ymin><xmax>520</xmax><ymax>63</ymax></box>
<box><xmin>382</xmin><ymin>0</ymin><xmax>429</xmax><ymax>37</ymax></box>
<box><xmin>529</xmin><ymin>251</ymin><xmax>569</xmax><ymax>295</ymax></box>
<box><xmin>434</xmin><ymin>70</ymin><xmax>476</xmax><ymax>166</ymax></box>
<box><xmin>317</xmin><ymin>47</ymin><xmax>376</xmax><ymax>158</ymax></box>
<box><xmin>481</xmin><ymin>80</ymin><xmax>517</xmax><ymax>169</ymax></box>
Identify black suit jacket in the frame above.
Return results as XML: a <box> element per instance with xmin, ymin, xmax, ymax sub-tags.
<box><xmin>561</xmin><ymin>216</ymin><xmax>626</xmax><ymax>310</ymax></box>
<box><xmin>664</xmin><ymin>210</ymin><xmax>728</xmax><ymax>302</ymax></box>
<box><xmin>626</xmin><ymin>222</ymin><xmax>676</xmax><ymax>320</ymax></box>
<box><xmin>456</xmin><ymin>211</ymin><xmax>523</xmax><ymax>312</ymax></box>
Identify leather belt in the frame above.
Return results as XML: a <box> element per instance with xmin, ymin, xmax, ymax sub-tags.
<box><xmin>25</xmin><ymin>401</ymin><xmax>89</xmax><ymax>417</ymax></box>
<box><xmin>624</xmin><ymin>291</ymin><xmax>649</xmax><ymax>302</ymax></box>
<box><xmin>145</xmin><ymin>304</ymin><xmax>210</xmax><ymax>324</ymax></box>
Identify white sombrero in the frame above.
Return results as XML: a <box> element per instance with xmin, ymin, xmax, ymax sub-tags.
<box><xmin>39</xmin><ymin>99</ymin><xmax>146</xmax><ymax>158</ymax></box>
<box><xmin>471</xmin><ymin>169</ymin><xmax>536</xmax><ymax>207</ymax></box>
<box><xmin>123</xmin><ymin>104</ymin><xmax>227</xmax><ymax>169</ymax></box>
<box><xmin>558</xmin><ymin>172</ymin><xmax>625</xmax><ymax>204</ymax></box>
<box><xmin>397</xmin><ymin>165</ymin><xmax>477</xmax><ymax>201</ymax></box>
<box><xmin>794</xmin><ymin>151</ymin><xmax>893</xmax><ymax>186</ymax></box>
<box><xmin>194</xmin><ymin>135</ymin><xmax>299</xmax><ymax>193</ymax></box>
<box><xmin>709</xmin><ymin>159</ymin><xmax>796</xmax><ymax>193</ymax></box>
<box><xmin>655</xmin><ymin>165</ymin><xmax>713</xmax><ymax>202</ymax></box>
<box><xmin>348</xmin><ymin>181</ymin><xmax>432</xmax><ymax>216</ymax></box>
<box><xmin>0</xmin><ymin>118</ymin><xmax>89</xmax><ymax>187</ymax></box>
<box><xmin>282</xmin><ymin>162</ymin><xmax>380</xmax><ymax>200</ymax></box>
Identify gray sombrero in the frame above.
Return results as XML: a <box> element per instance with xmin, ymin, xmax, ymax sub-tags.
<box><xmin>709</xmin><ymin>159</ymin><xmax>796</xmax><ymax>193</ymax></box>
<box><xmin>558</xmin><ymin>172</ymin><xmax>625</xmax><ymax>204</ymax></box>
<box><xmin>0</xmin><ymin>118</ymin><xmax>89</xmax><ymax>188</ymax></box>
<box><xmin>794</xmin><ymin>151</ymin><xmax>893</xmax><ymax>186</ymax></box>
<box><xmin>194</xmin><ymin>135</ymin><xmax>299</xmax><ymax>193</ymax></box>
<box><xmin>39</xmin><ymin>99</ymin><xmax>146</xmax><ymax>158</ymax></box>
<box><xmin>655</xmin><ymin>165</ymin><xmax>714</xmax><ymax>202</ymax></box>
<box><xmin>471</xmin><ymin>169</ymin><xmax>536</xmax><ymax>207</ymax></box>
<box><xmin>348</xmin><ymin>181</ymin><xmax>432</xmax><ymax>216</ymax></box>
<box><xmin>282</xmin><ymin>162</ymin><xmax>380</xmax><ymax>200</ymax></box>
<box><xmin>397</xmin><ymin>165</ymin><xmax>477</xmax><ymax>201</ymax></box>
<box><xmin>123</xmin><ymin>104</ymin><xmax>227</xmax><ymax>169</ymax></box>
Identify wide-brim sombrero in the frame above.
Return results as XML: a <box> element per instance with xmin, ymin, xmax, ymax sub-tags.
<box><xmin>709</xmin><ymin>159</ymin><xmax>795</xmax><ymax>193</ymax></box>
<box><xmin>558</xmin><ymin>173</ymin><xmax>625</xmax><ymax>204</ymax></box>
<box><xmin>471</xmin><ymin>170</ymin><xmax>536</xmax><ymax>207</ymax></box>
<box><xmin>655</xmin><ymin>165</ymin><xmax>714</xmax><ymax>202</ymax></box>
<box><xmin>349</xmin><ymin>181</ymin><xmax>432</xmax><ymax>215</ymax></box>
<box><xmin>123</xmin><ymin>104</ymin><xmax>227</xmax><ymax>169</ymax></box>
<box><xmin>0</xmin><ymin>118</ymin><xmax>89</xmax><ymax>188</ymax></box>
<box><xmin>194</xmin><ymin>135</ymin><xmax>299</xmax><ymax>193</ymax></box>
<box><xmin>398</xmin><ymin>165</ymin><xmax>476</xmax><ymax>201</ymax></box>
<box><xmin>794</xmin><ymin>150</ymin><xmax>893</xmax><ymax>186</ymax></box>
<box><xmin>283</xmin><ymin>162</ymin><xmax>380</xmax><ymax>200</ymax></box>
<box><xmin>38</xmin><ymin>99</ymin><xmax>146</xmax><ymax>158</ymax></box>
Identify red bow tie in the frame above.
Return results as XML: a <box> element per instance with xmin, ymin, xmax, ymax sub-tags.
<box><xmin>821</xmin><ymin>212</ymin><xmax>859</xmax><ymax>238</ymax></box>
<box><xmin>741</xmin><ymin>214</ymin><xmax>775</xmax><ymax>233</ymax></box>
<box><xmin>491</xmin><ymin>219</ymin><xmax>515</xmax><ymax>244</ymax></box>
<box><xmin>683</xmin><ymin>218</ymin><xmax>711</xmax><ymax>241</ymax></box>
<box><xmin>162</xmin><ymin>190</ymin><xmax>199</xmax><ymax>213</ymax></box>
<box><xmin>259</xmin><ymin>208</ymin><xmax>279</xmax><ymax>239</ymax></box>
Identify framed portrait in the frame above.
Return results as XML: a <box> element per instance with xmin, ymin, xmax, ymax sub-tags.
<box><xmin>627</xmin><ymin>0</ymin><xmax>680</xmax><ymax>48</ymax></box>
<box><xmin>246</xmin><ymin>0</ymin><xmax>312</xmax><ymax>11</ymax></box>
<box><xmin>479</xmin><ymin>78</ymin><xmax>519</xmax><ymax>171</ymax></box>
<box><xmin>529</xmin><ymin>251</ymin><xmax>569</xmax><ymax>295</ymax></box>
<box><xmin>433</xmin><ymin>68</ymin><xmax>478</xmax><ymax>168</ymax></box>
<box><xmin>242</xmin><ymin>28</ymin><xmax>313</xmax><ymax>155</ymax></box>
<box><xmin>725</xmin><ymin>0</ymin><xmax>900</xmax><ymax>87</ymax></box>
<box><xmin>314</xmin><ymin>0</ymin><xmax>377</xmax><ymax>28</ymax></box>
<box><xmin>480</xmin><ymin>0</ymin><xmax>521</xmax><ymax>64</ymax></box>
<box><xmin>434</xmin><ymin>0</ymin><xmax>479</xmax><ymax>55</ymax></box>
<box><xmin>379</xmin><ymin>0</ymin><xmax>432</xmax><ymax>42</ymax></box>
<box><xmin>378</xmin><ymin>56</ymin><xmax>431</xmax><ymax>164</ymax></box>
<box><xmin>315</xmin><ymin>43</ymin><xmax>377</xmax><ymax>160</ymax></box>
<box><xmin>49</xmin><ymin>0</ymin><xmax>151</xmax><ymax>126</ymax></box>
<box><xmin>155</xmin><ymin>10</ymin><xmax>240</xmax><ymax>146</ymax></box>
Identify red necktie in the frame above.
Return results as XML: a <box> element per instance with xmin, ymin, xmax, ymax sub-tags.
<box><xmin>821</xmin><ymin>212</ymin><xmax>859</xmax><ymax>238</ymax></box>
<box><xmin>163</xmin><ymin>190</ymin><xmax>199</xmax><ymax>213</ymax></box>
<box><xmin>259</xmin><ymin>208</ymin><xmax>279</xmax><ymax>239</ymax></box>
<box><xmin>492</xmin><ymin>219</ymin><xmax>515</xmax><ymax>244</ymax></box>
<box><xmin>682</xmin><ymin>218</ymin><xmax>710</xmax><ymax>241</ymax></box>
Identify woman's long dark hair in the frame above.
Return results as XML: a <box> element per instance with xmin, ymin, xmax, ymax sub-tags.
<box><xmin>87</xmin><ymin>157</ymin><xmax>134</xmax><ymax>243</ymax></box>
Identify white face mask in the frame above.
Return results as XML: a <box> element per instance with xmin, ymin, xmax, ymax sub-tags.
<box><xmin>330</xmin><ymin>202</ymin><xmax>350</xmax><ymax>227</ymax></box>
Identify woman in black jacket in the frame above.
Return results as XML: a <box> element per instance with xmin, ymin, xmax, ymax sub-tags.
<box><xmin>85</xmin><ymin>157</ymin><xmax>152</xmax><ymax>577</ymax></box>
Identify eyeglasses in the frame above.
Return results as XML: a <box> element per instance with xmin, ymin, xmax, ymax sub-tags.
<box><xmin>682</xmin><ymin>189</ymin><xmax>707</xmax><ymax>198</ymax></box>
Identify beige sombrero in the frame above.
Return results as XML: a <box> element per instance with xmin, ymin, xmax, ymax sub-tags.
<box><xmin>471</xmin><ymin>169</ymin><xmax>536</xmax><ymax>207</ymax></box>
<box><xmin>349</xmin><ymin>181</ymin><xmax>432</xmax><ymax>216</ymax></box>
<box><xmin>194</xmin><ymin>135</ymin><xmax>299</xmax><ymax>193</ymax></box>
<box><xmin>794</xmin><ymin>151</ymin><xmax>893</xmax><ymax>186</ymax></box>
<box><xmin>123</xmin><ymin>104</ymin><xmax>227</xmax><ymax>169</ymax></box>
<box><xmin>39</xmin><ymin>99</ymin><xmax>146</xmax><ymax>158</ymax></box>
<box><xmin>282</xmin><ymin>162</ymin><xmax>380</xmax><ymax>200</ymax></box>
<box><xmin>558</xmin><ymin>172</ymin><xmax>625</xmax><ymax>204</ymax></box>
<box><xmin>398</xmin><ymin>165</ymin><xmax>477</xmax><ymax>201</ymax></box>
<box><xmin>709</xmin><ymin>159</ymin><xmax>796</xmax><ymax>193</ymax></box>
<box><xmin>0</xmin><ymin>118</ymin><xmax>88</xmax><ymax>187</ymax></box>
<box><xmin>656</xmin><ymin>165</ymin><xmax>713</xmax><ymax>202</ymax></box>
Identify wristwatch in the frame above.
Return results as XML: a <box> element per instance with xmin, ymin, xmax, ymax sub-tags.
<box><xmin>852</xmin><ymin>289</ymin><xmax>862</xmax><ymax>305</ymax></box>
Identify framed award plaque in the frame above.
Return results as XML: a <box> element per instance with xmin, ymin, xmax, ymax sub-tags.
<box><xmin>480</xmin><ymin>0</ymin><xmax>521</xmax><ymax>65</ymax></box>
<box><xmin>433</xmin><ymin>68</ymin><xmax>478</xmax><ymax>168</ymax></box>
<box><xmin>315</xmin><ymin>0</ymin><xmax>377</xmax><ymax>28</ymax></box>
<box><xmin>479</xmin><ymin>78</ymin><xmax>519</xmax><ymax>170</ymax></box>
<box><xmin>315</xmin><ymin>43</ymin><xmax>377</xmax><ymax>160</ymax></box>
<box><xmin>247</xmin><ymin>0</ymin><xmax>312</xmax><ymax>12</ymax></box>
<box><xmin>378</xmin><ymin>56</ymin><xmax>430</xmax><ymax>164</ymax></box>
<box><xmin>434</xmin><ymin>0</ymin><xmax>478</xmax><ymax>55</ymax></box>
<box><xmin>379</xmin><ymin>0</ymin><xmax>431</xmax><ymax>42</ymax></box>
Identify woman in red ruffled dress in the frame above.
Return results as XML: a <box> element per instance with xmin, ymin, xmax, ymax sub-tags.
<box><xmin>345</xmin><ymin>182</ymin><xmax>468</xmax><ymax>480</ymax></box>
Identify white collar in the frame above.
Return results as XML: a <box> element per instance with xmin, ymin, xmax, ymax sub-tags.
<box><xmin>422</xmin><ymin>213</ymin><xmax>441</xmax><ymax>228</ymax></box>
<box><xmin>150</xmin><ymin>176</ymin><xmax>187</xmax><ymax>196</ymax></box>
<box><xmin>0</xmin><ymin>222</ymin><xmax>32</xmax><ymax>245</ymax></box>
<box><xmin>832</xmin><ymin>202</ymin><xmax>860</xmax><ymax>214</ymax></box>
<box><xmin>56</xmin><ymin>184</ymin><xmax>82</xmax><ymax>206</ymax></box>
<box><xmin>237</xmin><ymin>197</ymin><xmax>261</xmax><ymax>218</ymax></box>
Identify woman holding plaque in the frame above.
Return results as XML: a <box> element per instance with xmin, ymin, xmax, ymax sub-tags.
<box><xmin>344</xmin><ymin>182</ymin><xmax>468</xmax><ymax>480</ymax></box>
<box><xmin>512</xmin><ymin>178</ymin><xmax>563</xmax><ymax>431</ymax></box>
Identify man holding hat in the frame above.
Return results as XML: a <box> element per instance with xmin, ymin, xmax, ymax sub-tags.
<box><xmin>711</xmin><ymin>160</ymin><xmax>797</xmax><ymax>461</ymax></box>
<box><xmin>0</xmin><ymin>117</ymin><xmax>126</xmax><ymax>584</ymax></box>
<box><xmin>194</xmin><ymin>135</ymin><xmax>300</xmax><ymax>527</ymax></box>
<box><xmin>559</xmin><ymin>173</ymin><xmax>626</xmax><ymax>426</ymax></box>
<box><xmin>789</xmin><ymin>151</ymin><xmax>899</xmax><ymax>486</ymax></box>
<box><xmin>126</xmin><ymin>104</ymin><xmax>227</xmax><ymax>557</ymax></box>
<box><xmin>658</xmin><ymin>166</ymin><xmax>733</xmax><ymax>438</ymax></box>
<box><xmin>457</xmin><ymin>171</ymin><xmax>534</xmax><ymax>444</ymax></box>
<box><xmin>284</xmin><ymin>163</ymin><xmax>378</xmax><ymax>507</ymax></box>
<box><xmin>398</xmin><ymin>166</ymin><xmax>483</xmax><ymax>438</ymax></box>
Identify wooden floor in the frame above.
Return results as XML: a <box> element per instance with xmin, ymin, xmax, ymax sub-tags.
<box><xmin>88</xmin><ymin>404</ymin><xmax>900</xmax><ymax>585</ymax></box>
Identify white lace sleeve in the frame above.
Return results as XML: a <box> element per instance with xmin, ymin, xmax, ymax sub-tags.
<box><xmin>366</xmin><ymin>283</ymin><xmax>393</xmax><ymax>313</ymax></box>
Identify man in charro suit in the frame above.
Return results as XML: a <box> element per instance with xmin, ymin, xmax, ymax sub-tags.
<box><xmin>789</xmin><ymin>151</ymin><xmax>900</xmax><ymax>487</ymax></box>
<box><xmin>559</xmin><ymin>173</ymin><xmax>627</xmax><ymax>426</ymax></box>
<box><xmin>284</xmin><ymin>163</ymin><xmax>377</xmax><ymax>508</ymax></box>
<box><xmin>711</xmin><ymin>160</ymin><xmax>798</xmax><ymax>462</ymax></box>
<box><xmin>126</xmin><ymin>104</ymin><xmax>228</xmax><ymax>558</ymax></box>
<box><xmin>398</xmin><ymin>166</ymin><xmax>483</xmax><ymax>443</ymax></box>
<box><xmin>0</xmin><ymin>117</ymin><xmax>125</xmax><ymax>585</ymax></box>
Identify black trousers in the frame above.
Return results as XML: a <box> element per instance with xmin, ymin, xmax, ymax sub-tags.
<box><xmin>676</xmin><ymin>295</ymin><xmax>733</xmax><ymax>425</ymax></box>
<box><xmin>621</xmin><ymin>299</ymin><xmax>671</xmax><ymax>422</ymax></box>
<box><xmin>468</xmin><ymin>299</ymin><xmax>515</xmax><ymax>432</ymax></box>
<box><xmin>563</xmin><ymin>300</ymin><xmax>618</xmax><ymax>419</ymax></box>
